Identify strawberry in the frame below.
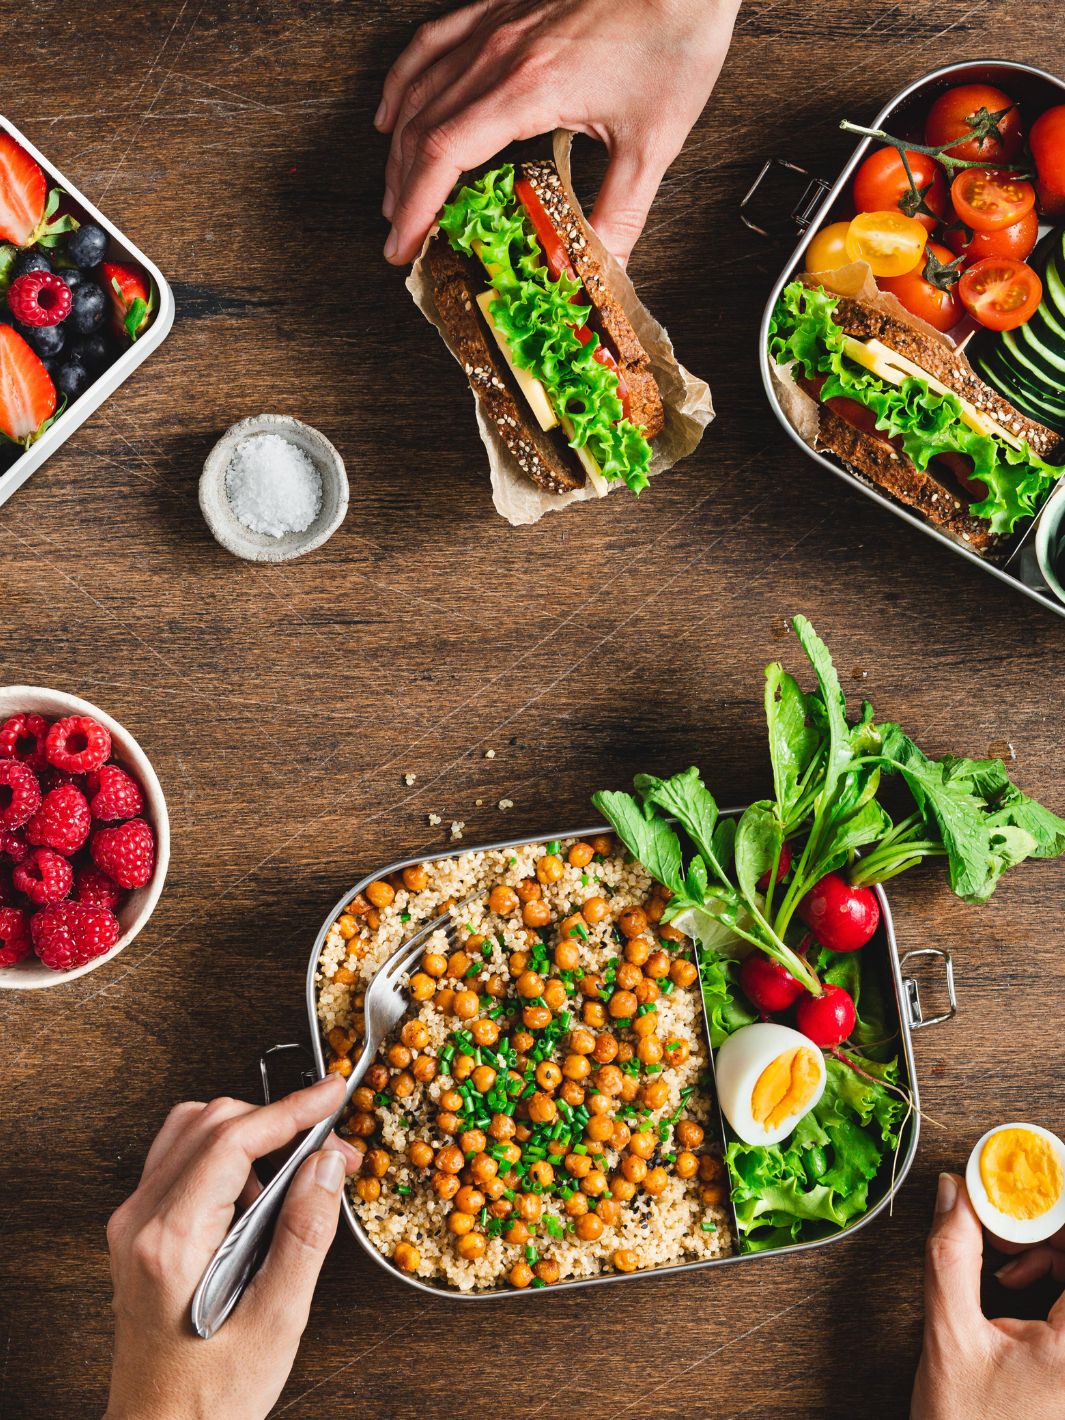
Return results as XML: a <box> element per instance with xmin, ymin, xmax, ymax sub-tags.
<box><xmin>0</xmin><ymin>325</ymin><xmax>56</xmax><ymax>445</ymax></box>
<box><xmin>0</xmin><ymin>133</ymin><xmax>77</xmax><ymax>249</ymax></box>
<box><xmin>101</xmin><ymin>260</ymin><xmax>154</xmax><ymax>341</ymax></box>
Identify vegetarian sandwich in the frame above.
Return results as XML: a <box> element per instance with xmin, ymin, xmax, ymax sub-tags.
<box><xmin>770</xmin><ymin>277</ymin><xmax>1065</xmax><ymax>553</ymax></box>
<box><xmin>427</xmin><ymin>159</ymin><xmax>663</xmax><ymax>496</ymax></box>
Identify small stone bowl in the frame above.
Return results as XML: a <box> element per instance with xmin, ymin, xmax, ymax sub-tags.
<box><xmin>199</xmin><ymin>414</ymin><xmax>348</xmax><ymax>563</ymax></box>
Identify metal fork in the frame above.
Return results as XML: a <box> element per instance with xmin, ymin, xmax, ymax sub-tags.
<box><xmin>190</xmin><ymin>896</ymin><xmax>474</xmax><ymax>1339</ymax></box>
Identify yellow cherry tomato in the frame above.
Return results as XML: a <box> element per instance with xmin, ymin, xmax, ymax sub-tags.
<box><xmin>805</xmin><ymin>221</ymin><xmax>853</xmax><ymax>274</ymax></box>
<box><xmin>844</xmin><ymin>210</ymin><xmax>928</xmax><ymax>278</ymax></box>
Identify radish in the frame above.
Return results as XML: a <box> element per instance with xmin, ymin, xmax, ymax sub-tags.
<box><xmin>757</xmin><ymin>839</ymin><xmax>793</xmax><ymax>891</ymax></box>
<box><xmin>798</xmin><ymin>872</ymin><xmax>880</xmax><ymax>952</ymax></box>
<box><xmin>739</xmin><ymin>949</ymin><xmax>806</xmax><ymax>1014</ymax></box>
<box><xmin>796</xmin><ymin>984</ymin><xmax>857</xmax><ymax>1047</ymax></box>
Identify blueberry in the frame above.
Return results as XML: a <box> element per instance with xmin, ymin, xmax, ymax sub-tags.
<box><xmin>73</xmin><ymin>331</ymin><xmax>112</xmax><ymax>372</ymax></box>
<box><xmin>60</xmin><ymin>267</ymin><xmax>87</xmax><ymax>291</ymax></box>
<box><xmin>10</xmin><ymin>249</ymin><xmax>51</xmax><ymax>280</ymax></box>
<box><xmin>68</xmin><ymin>280</ymin><xmax>106</xmax><ymax>335</ymax></box>
<box><xmin>65</xmin><ymin>223</ymin><xmax>108</xmax><ymax>270</ymax></box>
<box><xmin>15</xmin><ymin>320</ymin><xmax>64</xmax><ymax>358</ymax></box>
<box><xmin>54</xmin><ymin>359</ymin><xmax>89</xmax><ymax>401</ymax></box>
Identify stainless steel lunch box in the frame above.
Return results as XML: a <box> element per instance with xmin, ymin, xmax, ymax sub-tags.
<box><xmin>274</xmin><ymin>820</ymin><xmax>957</xmax><ymax>1298</ymax></box>
<box><xmin>751</xmin><ymin>60</ymin><xmax>1065</xmax><ymax>621</ymax></box>
<box><xmin>0</xmin><ymin>114</ymin><xmax>174</xmax><ymax>509</ymax></box>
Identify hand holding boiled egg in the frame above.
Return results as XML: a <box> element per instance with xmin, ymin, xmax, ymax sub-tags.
<box><xmin>965</xmin><ymin>1123</ymin><xmax>1065</xmax><ymax>1247</ymax></box>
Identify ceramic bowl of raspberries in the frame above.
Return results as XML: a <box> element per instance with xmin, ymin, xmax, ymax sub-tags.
<box><xmin>0</xmin><ymin>686</ymin><xmax>170</xmax><ymax>988</ymax></box>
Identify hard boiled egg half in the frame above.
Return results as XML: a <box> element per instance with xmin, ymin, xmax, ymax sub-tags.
<box><xmin>715</xmin><ymin>1022</ymin><xmax>827</xmax><ymax>1147</ymax></box>
<box><xmin>965</xmin><ymin>1122</ymin><xmax>1065</xmax><ymax>1245</ymax></box>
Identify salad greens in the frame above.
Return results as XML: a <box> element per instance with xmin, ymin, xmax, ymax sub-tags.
<box><xmin>438</xmin><ymin>164</ymin><xmax>652</xmax><ymax>491</ymax></box>
<box><xmin>769</xmin><ymin>280</ymin><xmax>1060</xmax><ymax>534</ymax></box>
<box><xmin>593</xmin><ymin>615</ymin><xmax>1065</xmax><ymax>1251</ymax></box>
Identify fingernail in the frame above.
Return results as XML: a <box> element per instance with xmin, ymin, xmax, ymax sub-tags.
<box><xmin>312</xmin><ymin>1073</ymin><xmax>343</xmax><ymax>1093</ymax></box>
<box><xmin>936</xmin><ymin>1172</ymin><xmax>958</xmax><ymax>1214</ymax></box>
<box><xmin>384</xmin><ymin>230</ymin><xmax>399</xmax><ymax>261</ymax></box>
<box><xmin>316</xmin><ymin>1148</ymin><xmax>346</xmax><ymax>1192</ymax></box>
<box><xmin>373</xmin><ymin>99</ymin><xmax>388</xmax><ymax>130</ymax></box>
<box><xmin>382</xmin><ymin>187</ymin><xmax>395</xmax><ymax>221</ymax></box>
<box><xmin>995</xmin><ymin>1259</ymin><xmax>1020</xmax><ymax>1280</ymax></box>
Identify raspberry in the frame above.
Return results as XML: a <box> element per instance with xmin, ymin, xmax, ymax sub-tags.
<box><xmin>38</xmin><ymin>766</ymin><xmax>85</xmax><ymax>793</ymax></box>
<box><xmin>7</xmin><ymin>270</ymin><xmax>73</xmax><ymax>327</ymax></box>
<box><xmin>45</xmin><ymin>716</ymin><xmax>111</xmax><ymax>774</ymax></box>
<box><xmin>0</xmin><ymin>758</ymin><xmax>41</xmax><ymax>829</ymax></box>
<box><xmin>0</xmin><ymin>829</ymin><xmax>28</xmax><ymax>863</ymax></box>
<box><xmin>90</xmin><ymin>817</ymin><xmax>155</xmax><ymax>889</ymax></box>
<box><xmin>0</xmin><ymin>906</ymin><xmax>31</xmax><ymax>967</ymax></box>
<box><xmin>25</xmin><ymin>784</ymin><xmax>91</xmax><ymax>855</ymax></box>
<box><xmin>87</xmin><ymin>764</ymin><xmax>144</xmax><ymax>822</ymax></box>
<box><xmin>14</xmin><ymin>847</ymin><xmax>73</xmax><ymax>906</ymax></box>
<box><xmin>74</xmin><ymin>864</ymin><xmax>124</xmax><ymax>911</ymax></box>
<box><xmin>0</xmin><ymin>713</ymin><xmax>49</xmax><ymax>770</ymax></box>
<box><xmin>31</xmin><ymin>901</ymin><xmax>119</xmax><ymax>970</ymax></box>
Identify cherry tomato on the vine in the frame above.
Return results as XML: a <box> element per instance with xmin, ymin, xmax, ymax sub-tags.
<box><xmin>805</xmin><ymin>221</ymin><xmax>853</xmax><ymax>274</ymax></box>
<box><xmin>924</xmin><ymin>84</ymin><xmax>1024</xmax><ymax>164</ymax></box>
<box><xmin>878</xmin><ymin>242</ymin><xmax>962</xmax><ymax>333</ymax></box>
<box><xmin>852</xmin><ymin>147</ymin><xmax>948</xmax><ymax>232</ymax></box>
<box><xmin>944</xmin><ymin>208</ymin><xmax>1039</xmax><ymax>265</ymax></box>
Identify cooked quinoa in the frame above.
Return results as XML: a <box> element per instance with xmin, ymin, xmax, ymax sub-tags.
<box><xmin>315</xmin><ymin>835</ymin><xmax>734</xmax><ymax>1292</ymax></box>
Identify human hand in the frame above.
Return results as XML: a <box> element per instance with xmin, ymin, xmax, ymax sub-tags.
<box><xmin>104</xmin><ymin>1075</ymin><xmax>362</xmax><ymax>1420</ymax></box>
<box><xmin>377</xmin><ymin>0</ymin><xmax>741</xmax><ymax>265</ymax></box>
<box><xmin>910</xmin><ymin>1173</ymin><xmax>1065</xmax><ymax>1420</ymax></box>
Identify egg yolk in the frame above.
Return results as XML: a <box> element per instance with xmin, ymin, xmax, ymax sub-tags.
<box><xmin>752</xmin><ymin>1047</ymin><xmax>821</xmax><ymax>1130</ymax></box>
<box><xmin>979</xmin><ymin>1128</ymin><xmax>1064</xmax><ymax>1221</ymax></box>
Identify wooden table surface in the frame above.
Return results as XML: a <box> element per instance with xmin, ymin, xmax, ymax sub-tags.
<box><xmin>1</xmin><ymin>2</ymin><xmax>1063</xmax><ymax>1416</ymax></box>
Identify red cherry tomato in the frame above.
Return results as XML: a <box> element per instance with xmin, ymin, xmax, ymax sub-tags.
<box><xmin>852</xmin><ymin>148</ymin><xmax>948</xmax><ymax>232</ymax></box>
<box><xmin>1030</xmin><ymin>104</ymin><xmax>1065</xmax><ymax>219</ymax></box>
<box><xmin>924</xmin><ymin>84</ymin><xmax>1024</xmax><ymax>164</ymax></box>
<box><xmin>944</xmin><ymin>208</ymin><xmax>1039</xmax><ymax>265</ymax></box>
<box><xmin>514</xmin><ymin>177</ymin><xmax>575</xmax><ymax>281</ymax></box>
<box><xmin>878</xmin><ymin>241</ymin><xmax>962</xmax><ymax>333</ymax></box>
<box><xmin>739</xmin><ymin>950</ymin><xmax>806</xmax><ymax>1015</ymax></box>
<box><xmin>796</xmin><ymin>984</ymin><xmax>857</xmax><ymax>1048</ymax></box>
<box><xmin>797</xmin><ymin>872</ymin><xmax>880</xmax><ymax>953</ymax></box>
<box><xmin>756</xmin><ymin>839</ymin><xmax>792</xmax><ymax>890</ymax></box>
<box><xmin>958</xmin><ymin>257</ymin><xmax>1043</xmax><ymax>331</ymax></box>
<box><xmin>950</xmin><ymin>168</ymin><xmax>1036</xmax><ymax>233</ymax></box>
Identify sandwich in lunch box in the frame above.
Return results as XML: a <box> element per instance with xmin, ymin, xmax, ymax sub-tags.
<box><xmin>770</xmin><ymin>275</ymin><xmax>1065</xmax><ymax>555</ymax></box>
<box><xmin>425</xmin><ymin>159</ymin><xmax>664</xmax><ymax>497</ymax></box>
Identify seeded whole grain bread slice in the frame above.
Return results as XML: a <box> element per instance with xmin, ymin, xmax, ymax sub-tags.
<box><xmin>426</xmin><ymin>234</ymin><xmax>585</xmax><ymax>494</ymax></box>
<box><xmin>520</xmin><ymin>159</ymin><xmax>665</xmax><ymax>439</ymax></box>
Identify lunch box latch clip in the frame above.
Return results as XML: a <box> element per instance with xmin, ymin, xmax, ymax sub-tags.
<box><xmin>259</xmin><ymin>1042</ymin><xmax>317</xmax><ymax>1104</ymax></box>
<box><xmin>740</xmin><ymin>158</ymin><xmax>832</xmax><ymax>238</ymax></box>
<box><xmin>900</xmin><ymin>947</ymin><xmax>957</xmax><ymax>1030</ymax></box>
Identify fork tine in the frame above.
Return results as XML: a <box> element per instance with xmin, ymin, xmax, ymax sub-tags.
<box><xmin>382</xmin><ymin>891</ymin><xmax>479</xmax><ymax>981</ymax></box>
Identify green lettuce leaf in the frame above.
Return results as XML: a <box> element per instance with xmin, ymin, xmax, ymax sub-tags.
<box><xmin>769</xmin><ymin>280</ymin><xmax>1061</xmax><ymax>534</ymax></box>
<box><xmin>439</xmin><ymin>165</ymin><xmax>653</xmax><ymax>492</ymax></box>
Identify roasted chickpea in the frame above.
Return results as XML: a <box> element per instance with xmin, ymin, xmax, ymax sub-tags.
<box><xmin>454</xmin><ymin>1231</ymin><xmax>486</xmax><ymax>1261</ymax></box>
<box><xmin>412</xmin><ymin>1054</ymin><xmax>437</xmax><ymax>1084</ymax></box>
<box><xmin>366</xmin><ymin>880</ymin><xmax>395</xmax><ymax>909</ymax></box>
<box><xmin>554</xmin><ymin>939</ymin><xmax>581</xmax><ymax>972</ymax></box>
<box><xmin>508</xmin><ymin>953</ymin><xmax>530</xmax><ymax>979</ymax></box>
<box><xmin>509</xmin><ymin>1260</ymin><xmax>534</xmax><ymax>1288</ymax></box>
<box><xmin>595</xmin><ymin>1064</ymin><xmax>623</xmax><ymax>1096</ymax></box>
<box><xmin>472</xmin><ymin>1065</ymin><xmax>497</xmax><ymax>1093</ymax></box>
<box><xmin>622</xmin><ymin>1154</ymin><xmax>648</xmax><ymax>1184</ymax></box>
<box><xmin>699</xmin><ymin>1153</ymin><xmax>724</xmax><ymax>1182</ymax></box>
<box><xmin>351</xmin><ymin>1086</ymin><xmax>376</xmax><ymax>1113</ymax></box>
<box><xmin>517</xmin><ymin>1192</ymin><xmax>542</xmax><ymax>1222</ymax></box>
<box><xmin>454</xmin><ymin>1185</ymin><xmax>486</xmax><ymax>1215</ymax></box>
<box><xmin>582</xmin><ymin>1000</ymin><xmax>607</xmax><ymax>1029</ymax></box>
<box><xmin>676</xmin><ymin>1120</ymin><xmax>705</xmax><ymax>1150</ymax></box>
<box><xmin>365</xmin><ymin>1147</ymin><xmax>390</xmax><ymax>1178</ymax></box>
<box><xmin>512</xmin><ymin>1029</ymin><xmax>534</xmax><ymax>1054</ymax></box>
<box><xmin>587</xmin><ymin>1092</ymin><xmax>612</xmax><ymax>1116</ymax></box>
<box><xmin>535</xmin><ymin>1061</ymin><xmax>562</xmax><ymax>1091</ymax></box>
<box><xmin>436</xmin><ymin>1144</ymin><xmax>464</xmax><ymax>1174</ymax></box>
<box><xmin>565</xmin><ymin>1027</ymin><xmax>593</xmax><ymax>1056</ymax></box>
<box><xmin>366</xmin><ymin>1063</ymin><xmax>389</xmax><ymax>1092</ymax></box>
<box><xmin>336</xmin><ymin>915</ymin><xmax>358</xmax><ymax>942</ymax></box>
<box><xmin>328</xmin><ymin>1025</ymin><xmax>356</xmax><ymax>1056</ymax></box>
<box><xmin>615</xmin><ymin>961</ymin><xmax>641</xmax><ymax>992</ymax></box>
<box><xmin>529</xmin><ymin>1158</ymin><xmax>556</xmax><ymax>1187</ymax></box>
<box><xmin>409</xmin><ymin>1139</ymin><xmax>434</xmax><ymax>1169</ymax></box>
<box><xmin>643</xmin><ymin>1166</ymin><xmax>669</xmax><ymax>1197</ymax></box>
<box><xmin>580</xmin><ymin>1169</ymin><xmax>608</xmax><ymax>1197</ymax></box>
<box><xmin>563</xmin><ymin>1191</ymin><xmax>589</xmax><ymax>1218</ymax></box>
<box><xmin>596</xmin><ymin>1197</ymin><xmax>622</xmax><ymax>1226</ymax></box>
<box><xmin>489</xmin><ymin>1113</ymin><xmax>516</xmax><ymax>1141</ymax></box>
<box><xmin>611</xmin><ymin>1122</ymin><xmax>633</xmax><ymax>1152</ymax></box>
<box><xmin>435</xmin><ymin>987</ymin><xmax>457</xmax><ymax>1015</ymax></box>
<box><xmin>629</xmin><ymin>1131</ymin><xmax>657</xmax><ymax>1161</ymax></box>
<box><xmin>469</xmin><ymin>1018</ymin><xmax>499</xmax><ymax>1048</ymax></box>
<box><xmin>417</xmin><ymin>953</ymin><xmax>445</xmax><ymax>982</ymax></box>
<box><xmin>393</xmin><ymin>1240</ymin><xmax>421</xmax><ymax>1273</ymax></box>
<box><xmin>577</xmin><ymin>972</ymin><xmax>603</xmax><ymax>997</ymax></box>
<box><xmin>455</xmin><ymin>1131</ymin><xmax>483</xmax><ymax>1158</ymax></box>
<box><xmin>568</xmin><ymin>842</ymin><xmax>595</xmax><ymax>868</ymax></box>
<box><xmin>561</xmin><ymin>1080</ymin><xmax>586</xmax><ymax>1109</ymax></box>
<box><xmin>585</xmin><ymin>1114</ymin><xmax>614</xmax><ymax>1144</ymax></box>
<box><xmin>453</xmin><ymin>990</ymin><xmax>479</xmax><ymax>1021</ymax></box>
<box><xmin>505</xmin><ymin>1219</ymin><xmax>530</xmax><ymax>1247</ymax></box>
<box><xmin>487</xmin><ymin>883</ymin><xmax>518</xmax><ymax>915</ymax></box>
<box><xmin>515</xmin><ymin>877</ymin><xmax>542</xmax><ymax>903</ymax></box>
<box><xmin>470</xmin><ymin>1153</ymin><xmax>499</xmax><ymax>1186</ymax></box>
<box><xmin>609</xmin><ymin>989</ymin><xmax>638</xmax><ymax>1020</ymax></box>
<box><xmin>409</xmin><ymin>972</ymin><xmax>435</xmax><ymax>1002</ymax></box>
<box><xmin>402</xmin><ymin>864</ymin><xmax>429</xmax><ymax>892</ymax></box>
<box><xmin>618</xmin><ymin>906</ymin><xmax>648</xmax><ymax>939</ymax></box>
<box><xmin>665</xmin><ymin>1038</ymin><xmax>690</xmax><ymax>1066</ymax></box>
<box><xmin>611</xmin><ymin>1176</ymin><xmax>637</xmax><ymax>1202</ymax></box>
<box><xmin>647</xmin><ymin>895</ymin><xmax>666</xmax><ymax>923</ymax></box>
<box><xmin>522</xmin><ymin>899</ymin><xmax>552</xmax><ymax>929</ymax></box>
<box><xmin>576</xmin><ymin>1212</ymin><xmax>604</xmax><ymax>1241</ymax></box>
<box><xmin>619</xmin><ymin>1076</ymin><xmax>640</xmax><ymax>1103</ymax></box>
<box><xmin>366</xmin><ymin>910</ymin><xmax>382</xmax><ymax>931</ymax></box>
<box><xmin>327</xmin><ymin>1056</ymin><xmax>353</xmax><ymax>1078</ymax></box>
<box><xmin>542</xmin><ymin>980</ymin><xmax>566</xmax><ymax>1012</ymax></box>
<box><xmin>642</xmin><ymin>1073</ymin><xmax>670</xmax><ymax>1109</ymax></box>
<box><xmin>589</xmin><ymin>834</ymin><xmax>614</xmax><ymax>856</ymax></box>
<box><xmin>536</xmin><ymin>853</ymin><xmax>564</xmax><ymax>884</ymax></box>
<box><xmin>670</xmin><ymin>958</ymin><xmax>698</xmax><ymax>989</ymax></box>
<box><xmin>497</xmin><ymin>1142</ymin><xmax>522</xmax><ymax>1167</ymax></box>
<box><xmin>534</xmin><ymin>1258</ymin><xmax>561</xmax><ymax>1285</ymax></box>
<box><xmin>355</xmin><ymin>1176</ymin><xmax>381</xmax><ymax>1203</ymax></box>
<box><xmin>637</xmin><ymin>1036</ymin><xmax>664</xmax><ymax>1066</ymax></box>
<box><xmin>624</xmin><ymin>936</ymin><xmax>652</xmax><ymax>967</ymax></box>
<box><xmin>528</xmin><ymin>1091</ymin><xmax>558</xmax><ymax>1124</ymax></box>
<box><xmin>431</xmin><ymin>1171</ymin><xmax>460</xmax><ymax>1200</ymax></box>
<box><xmin>448</xmin><ymin>1210</ymin><xmax>475</xmax><ymax>1236</ymax></box>
<box><xmin>446</xmin><ymin>950</ymin><xmax>471</xmax><ymax>979</ymax></box>
<box><xmin>634</xmin><ymin>979</ymin><xmax>660</xmax><ymax>1006</ymax></box>
<box><xmin>613</xmin><ymin>1248</ymin><xmax>639</xmax><ymax>1273</ymax></box>
<box><xmin>582</xmin><ymin>895</ymin><xmax>609</xmax><ymax>925</ymax></box>
<box><xmin>564</xmin><ymin>1151</ymin><xmax>593</xmax><ymax>1179</ymax></box>
<box><xmin>523</xmin><ymin>1005</ymin><xmax>552</xmax><ymax>1031</ymax></box>
<box><xmin>701</xmin><ymin>1182</ymin><xmax>728</xmax><ymax>1206</ymax></box>
<box><xmin>592</xmin><ymin>1033</ymin><xmax>618</xmax><ymax>1065</ymax></box>
<box><xmin>616</xmin><ymin>1041</ymin><xmax>634</xmax><ymax>1064</ymax></box>
<box><xmin>645</xmin><ymin>949</ymin><xmax>671</xmax><ymax>980</ymax></box>
<box><xmin>452</xmin><ymin>1054</ymin><xmax>475</xmax><ymax>1082</ymax></box>
<box><xmin>386</xmin><ymin>1043</ymin><xmax>412</xmax><ymax>1070</ymax></box>
<box><xmin>562</xmin><ymin>1053</ymin><xmax>591</xmax><ymax>1082</ymax></box>
<box><xmin>674</xmin><ymin>1150</ymin><xmax>699</xmax><ymax>1180</ymax></box>
<box><xmin>400</xmin><ymin>1020</ymin><xmax>428</xmax><ymax>1051</ymax></box>
<box><xmin>347</xmin><ymin>1111</ymin><xmax>377</xmax><ymax>1138</ymax></box>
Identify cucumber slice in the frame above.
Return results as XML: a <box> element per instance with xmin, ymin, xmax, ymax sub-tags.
<box><xmin>975</xmin><ymin>352</ymin><xmax>1065</xmax><ymax>432</ymax></box>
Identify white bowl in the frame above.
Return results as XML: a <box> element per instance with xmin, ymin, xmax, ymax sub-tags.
<box><xmin>198</xmin><ymin>414</ymin><xmax>348</xmax><ymax>563</ymax></box>
<box><xmin>0</xmin><ymin>686</ymin><xmax>170</xmax><ymax>990</ymax></box>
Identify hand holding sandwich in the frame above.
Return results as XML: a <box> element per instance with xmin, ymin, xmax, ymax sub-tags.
<box><xmin>377</xmin><ymin>0</ymin><xmax>741</xmax><ymax>265</ymax></box>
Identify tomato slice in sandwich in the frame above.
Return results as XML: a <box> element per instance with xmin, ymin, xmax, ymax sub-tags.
<box><xmin>570</xmin><ymin>321</ymin><xmax>631</xmax><ymax>422</ymax></box>
<box><xmin>515</xmin><ymin>177</ymin><xmax>576</xmax><ymax>281</ymax></box>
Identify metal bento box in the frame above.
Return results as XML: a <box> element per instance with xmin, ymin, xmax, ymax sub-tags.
<box><xmin>286</xmin><ymin>820</ymin><xmax>956</xmax><ymax>1299</ymax></box>
<box><xmin>0</xmin><ymin>113</ymin><xmax>174</xmax><ymax>508</ymax></box>
<box><xmin>754</xmin><ymin>60</ymin><xmax>1065</xmax><ymax>620</ymax></box>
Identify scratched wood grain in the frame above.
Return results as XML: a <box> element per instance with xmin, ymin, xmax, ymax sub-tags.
<box><xmin>0</xmin><ymin>2</ymin><xmax>1063</xmax><ymax>1417</ymax></box>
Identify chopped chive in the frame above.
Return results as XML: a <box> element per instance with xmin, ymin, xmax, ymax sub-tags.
<box><xmin>701</xmin><ymin>1222</ymin><xmax>717</xmax><ymax>1232</ymax></box>
<box><xmin>396</xmin><ymin>1184</ymin><xmax>412</xmax><ymax>1195</ymax></box>
<box><xmin>531</xmin><ymin>1278</ymin><xmax>546</xmax><ymax>1288</ymax></box>
<box><xmin>546</xmin><ymin>841</ymin><xmax>561</xmax><ymax>855</ymax></box>
<box><xmin>526</xmin><ymin>1244</ymin><xmax>537</xmax><ymax>1263</ymax></box>
<box><xmin>400</xmin><ymin>912</ymin><xmax>411</xmax><ymax>922</ymax></box>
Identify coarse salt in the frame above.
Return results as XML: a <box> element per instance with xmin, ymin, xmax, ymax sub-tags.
<box><xmin>225</xmin><ymin>433</ymin><xmax>322</xmax><ymax>538</ymax></box>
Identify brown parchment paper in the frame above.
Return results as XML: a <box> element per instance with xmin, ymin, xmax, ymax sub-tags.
<box><xmin>407</xmin><ymin>129</ymin><xmax>714</xmax><ymax>525</ymax></box>
<box><xmin>770</xmin><ymin>260</ymin><xmax>956</xmax><ymax>451</ymax></box>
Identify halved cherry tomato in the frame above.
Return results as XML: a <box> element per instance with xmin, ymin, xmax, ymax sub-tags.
<box><xmin>950</xmin><ymin>168</ymin><xmax>1035</xmax><ymax>233</ymax></box>
<box><xmin>944</xmin><ymin>207</ymin><xmax>1039</xmax><ymax>265</ymax></box>
<box><xmin>844</xmin><ymin>210</ymin><xmax>928</xmax><ymax>277</ymax></box>
<box><xmin>1030</xmin><ymin>104</ymin><xmax>1065</xmax><ymax>220</ymax></box>
<box><xmin>852</xmin><ymin>148</ymin><xmax>948</xmax><ymax>232</ymax></box>
<box><xmin>958</xmin><ymin>257</ymin><xmax>1042</xmax><ymax>331</ymax></box>
<box><xmin>805</xmin><ymin>221</ymin><xmax>852</xmax><ymax>274</ymax></box>
<box><xmin>514</xmin><ymin>176</ymin><xmax>575</xmax><ymax>281</ymax></box>
<box><xmin>878</xmin><ymin>242</ymin><xmax>962</xmax><ymax>333</ymax></box>
<box><xmin>924</xmin><ymin>84</ymin><xmax>1023</xmax><ymax>164</ymax></box>
<box><xmin>570</xmin><ymin>320</ymin><xmax>630</xmax><ymax>422</ymax></box>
